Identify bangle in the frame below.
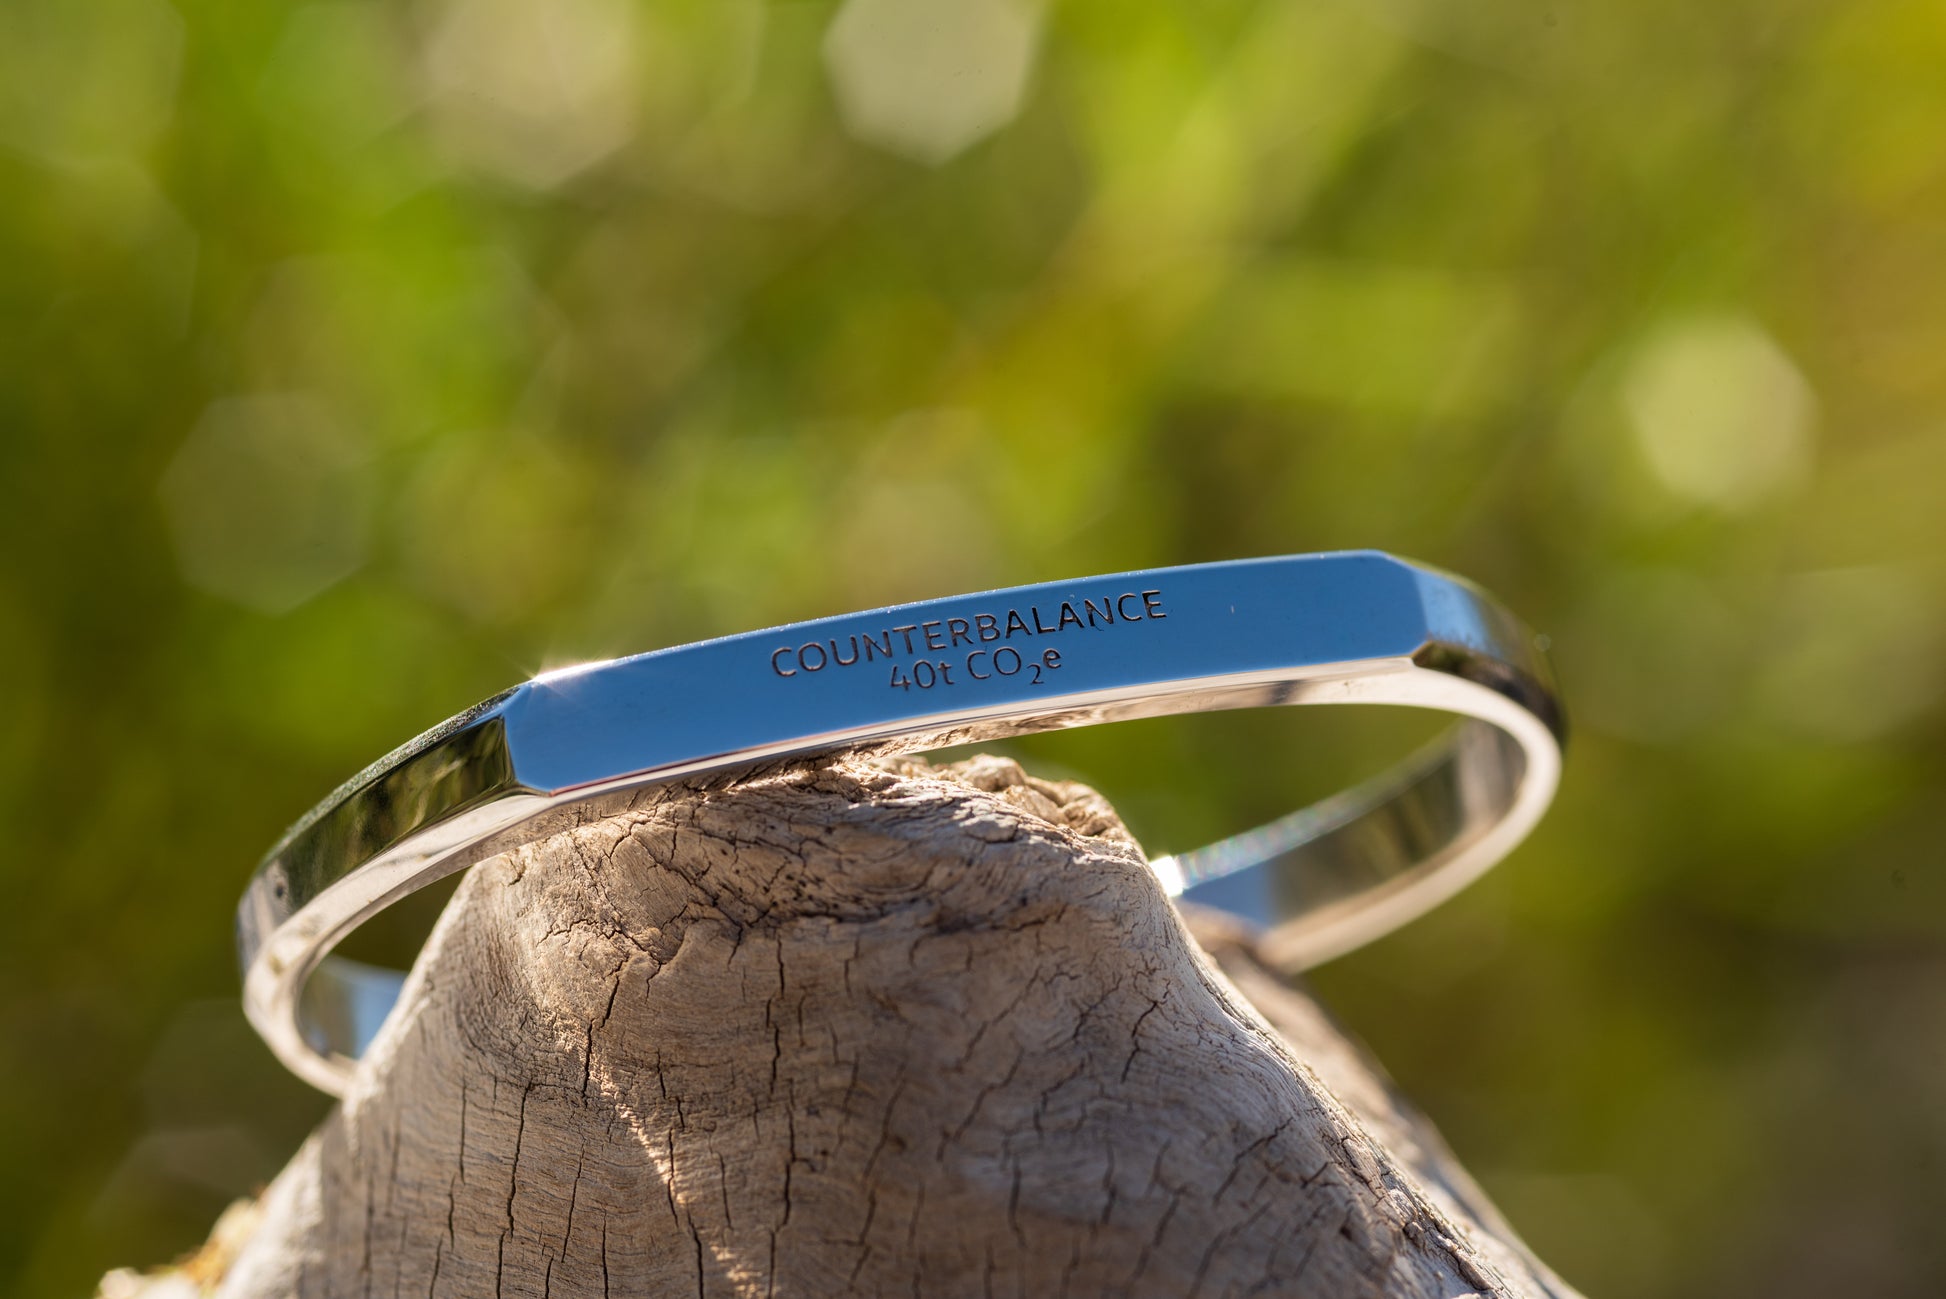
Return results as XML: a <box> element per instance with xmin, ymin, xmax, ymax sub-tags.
<box><xmin>238</xmin><ymin>551</ymin><xmax>1564</xmax><ymax>1095</ymax></box>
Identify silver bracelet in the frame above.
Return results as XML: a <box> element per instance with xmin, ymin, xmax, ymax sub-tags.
<box><xmin>238</xmin><ymin>551</ymin><xmax>1565</xmax><ymax>1095</ymax></box>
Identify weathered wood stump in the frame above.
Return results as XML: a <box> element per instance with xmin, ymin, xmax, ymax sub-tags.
<box><xmin>127</xmin><ymin>754</ymin><xmax>1578</xmax><ymax>1297</ymax></box>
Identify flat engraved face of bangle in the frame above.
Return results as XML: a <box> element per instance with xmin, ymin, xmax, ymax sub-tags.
<box><xmin>500</xmin><ymin>551</ymin><xmax>1437</xmax><ymax>794</ymax></box>
<box><xmin>239</xmin><ymin>550</ymin><xmax>1563</xmax><ymax>1095</ymax></box>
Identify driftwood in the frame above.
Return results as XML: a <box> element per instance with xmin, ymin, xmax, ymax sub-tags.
<box><xmin>116</xmin><ymin>753</ymin><xmax>1579</xmax><ymax>1298</ymax></box>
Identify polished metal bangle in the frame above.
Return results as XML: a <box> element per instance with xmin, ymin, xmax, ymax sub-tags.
<box><xmin>238</xmin><ymin>551</ymin><xmax>1564</xmax><ymax>1095</ymax></box>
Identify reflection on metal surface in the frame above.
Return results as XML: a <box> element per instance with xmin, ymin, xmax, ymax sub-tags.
<box><xmin>238</xmin><ymin>551</ymin><xmax>1565</xmax><ymax>1095</ymax></box>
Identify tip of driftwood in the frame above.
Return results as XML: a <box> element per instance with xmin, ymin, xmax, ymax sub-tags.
<box><xmin>120</xmin><ymin>753</ymin><xmax>1574</xmax><ymax>1299</ymax></box>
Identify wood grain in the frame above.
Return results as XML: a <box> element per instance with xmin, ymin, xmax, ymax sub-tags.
<box><xmin>125</xmin><ymin>753</ymin><xmax>1577</xmax><ymax>1298</ymax></box>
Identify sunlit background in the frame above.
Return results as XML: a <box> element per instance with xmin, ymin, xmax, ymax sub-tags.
<box><xmin>4</xmin><ymin>0</ymin><xmax>1945</xmax><ymax>1294</ymax></box>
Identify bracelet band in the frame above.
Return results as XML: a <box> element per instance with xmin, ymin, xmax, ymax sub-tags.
<box><xmin>238</xmin><ymin>551</ymin><xmax>1564</xmax><ymax>1095</ymax></box>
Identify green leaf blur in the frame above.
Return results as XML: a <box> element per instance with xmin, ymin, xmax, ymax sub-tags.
<box><xmin>3</xmin><ymin>0</ymin><xmax>1944</xmax><ymax>1293</ymax></box>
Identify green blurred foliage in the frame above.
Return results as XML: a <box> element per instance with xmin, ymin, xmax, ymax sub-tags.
<box><xmin>3</xmin><ymin>0</ymin><xmax>1944</xmax><ymax>1293</ymax></box>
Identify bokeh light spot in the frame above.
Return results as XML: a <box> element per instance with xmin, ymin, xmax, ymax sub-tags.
<box><xmin>158</xmin><ymin>396</ymin><xmax>373</xmax><ymax>614</ymax></box>
<box><xmin>823</xmin><ymin>0</ymin><xmax>1041</xmax><ymax>164</ymax></box>
<box><xmin>1622</xmin><ymin>314</ymin><xmax>1817</xmax><ymax>512</ymax></box>
<box><xmin>419</xmin><ymin>0</ymin><xmax>639</xmax><ymax>189</ymax></box>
